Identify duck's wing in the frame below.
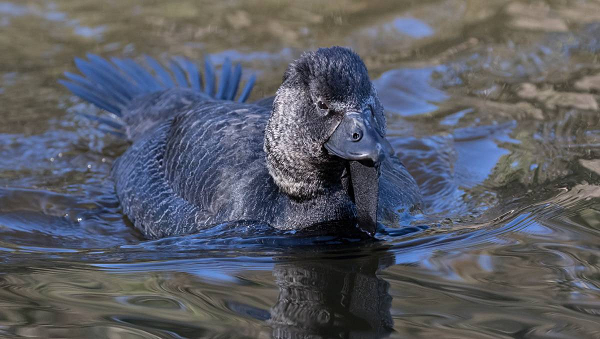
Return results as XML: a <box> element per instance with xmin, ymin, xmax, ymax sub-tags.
<box><xmin>60</xmin><ymin>54</ymin><xmax>256</xmax><ymax>140</ymax></box>
<box><xmin>112</xmin><ymin>101</ymin><xmax>276</xmax><ymax>238</ymax></box>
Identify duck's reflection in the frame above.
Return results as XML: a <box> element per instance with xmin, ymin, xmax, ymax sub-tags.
<box><xmin>269</xmin><ymin>248</ymin><xmax>394</xmax><ymax>339</ymax></box>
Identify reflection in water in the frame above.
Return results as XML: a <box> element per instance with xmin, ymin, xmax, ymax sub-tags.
<box><xmin>269</xmin><ymin>250</ymin><xmax>393</xmax><ymax>339</ymax></box>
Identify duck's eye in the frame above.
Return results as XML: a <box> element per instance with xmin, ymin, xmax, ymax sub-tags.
<box><xmin>317</xmin><ymin>101</ymin><xmax>329</xmax><ymax>110</ymax></box>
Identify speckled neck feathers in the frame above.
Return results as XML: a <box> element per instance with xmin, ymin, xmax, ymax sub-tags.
<box><xmin>264</xmin><ymin>85</ymin><xmax>344</xmax><ymax>199</ymax></box>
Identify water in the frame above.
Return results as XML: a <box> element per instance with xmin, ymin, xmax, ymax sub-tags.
<box><xmin>1</xmin><ymin>0</ymin><xmax>600</xmax><ymax>338</ymax></box>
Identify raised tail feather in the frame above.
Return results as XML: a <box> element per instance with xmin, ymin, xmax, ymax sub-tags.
<box><xmin>59</xmin><ymin>54</ymin><xmax>257</xmax><ymax>118</ymax></box>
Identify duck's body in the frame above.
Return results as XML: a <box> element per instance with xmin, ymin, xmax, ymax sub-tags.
<box><xmin>62</xmin><ymin>48</ymin><xmax>422</xmax><ymax>239</ymax></box>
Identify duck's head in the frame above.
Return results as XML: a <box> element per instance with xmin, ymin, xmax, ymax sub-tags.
<box><xmin>265</xmin><ymin>47</ymin><xmax>392</xmax><ymax>236</ymax></box>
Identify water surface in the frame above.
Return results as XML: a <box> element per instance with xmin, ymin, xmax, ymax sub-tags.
<box><xmin>1</xmin><ymin>0</ymin><xmax>600</xmax><ymax>338</ymax></box>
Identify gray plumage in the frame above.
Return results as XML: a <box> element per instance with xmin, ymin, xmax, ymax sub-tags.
<box><xmin>62</xmin><ymin>47</ymin><xmax>422</xmax><ymax>239</ymax></box>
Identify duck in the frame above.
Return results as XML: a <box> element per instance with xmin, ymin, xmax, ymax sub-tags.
<box><xmin>61</xmin><ymin>47</ymin><xmax>422</xmax><ymax>239</ymax></box>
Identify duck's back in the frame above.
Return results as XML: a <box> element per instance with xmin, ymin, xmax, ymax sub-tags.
<box><xmin>114</xmin><ymin>93</ymin><xmax>281</xmax><ymax>238</ymax></box>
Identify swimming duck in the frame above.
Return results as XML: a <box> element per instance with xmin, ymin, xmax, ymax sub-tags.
<box><xmin>61</xmin><ymin>47</ymin><xmax>422</xmax><ymax>239</ymax></box>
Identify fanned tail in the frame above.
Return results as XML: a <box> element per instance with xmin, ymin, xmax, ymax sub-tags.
<box><xmin>59</xmin><ymin>54</ymin><xmax>257</xmax><ymax>118</ymax></box>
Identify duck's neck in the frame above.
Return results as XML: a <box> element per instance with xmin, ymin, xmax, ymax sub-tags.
<box><xmin>264</xmin><ymin>89</ymin><xmax>344</xmax><ymax>200</ymax></box>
